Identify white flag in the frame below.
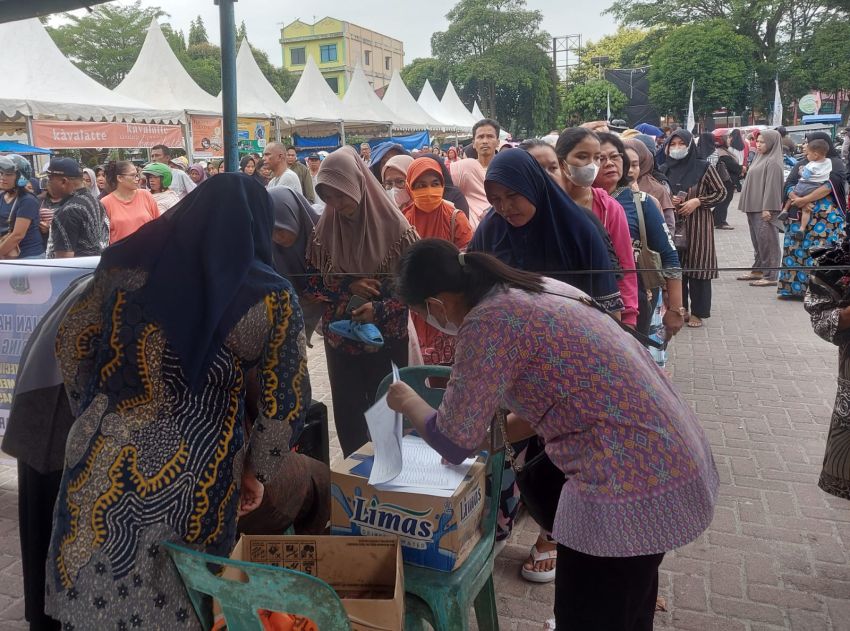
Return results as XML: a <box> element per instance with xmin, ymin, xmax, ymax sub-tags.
<box><xmin>686</xmin><ymin>79</ymin><xmax>695</xmax><ymax>132</ymax></box>
<box><xmin>607</xmin><ymin>89</ymin><xmax>611</xmax><ymax>121</ymax></box>
<box><xmin>772</xmin><ymin>78</ymin><xmax>782</xmax><ymax>127</ymax></box>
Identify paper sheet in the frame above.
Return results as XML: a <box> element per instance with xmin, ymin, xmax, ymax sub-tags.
<box><xmin>365</xmin><ymin>363</ymin><xmax>403</xmax><ymax>485</ymax></box>
<box><xmin>376</xmin><ymin>436</ymin><xmax>476</xmax><ymax>495</ymax></box>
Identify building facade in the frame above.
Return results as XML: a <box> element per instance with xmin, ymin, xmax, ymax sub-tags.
<box><xmin>280</xmin><ymin>17</ymin><xmax>404</xmax><ymax>97</ymax></box>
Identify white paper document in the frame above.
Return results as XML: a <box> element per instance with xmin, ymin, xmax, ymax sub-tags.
<box><xmin>365</xmin><ymin>363</ymin><xmax>404</xmax><ymax>486</ymax></box>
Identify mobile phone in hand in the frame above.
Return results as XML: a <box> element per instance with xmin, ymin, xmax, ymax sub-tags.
<box><xmin>346</xmin><ymin>295</ymin><xmax>369</xmax><ymax>315</ymax></box>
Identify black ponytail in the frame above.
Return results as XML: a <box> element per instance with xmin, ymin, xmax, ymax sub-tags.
<box><xmin>104</xmin><ymin>160</ymin><xmax>133</xmax><ymax>192</ymax></box>
<box><xmin>395</xmin><ymin>238</ymin><xmax>544</xmax><ymax>308</ymax></box>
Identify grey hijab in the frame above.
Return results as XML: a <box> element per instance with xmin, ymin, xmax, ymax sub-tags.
<box><xmin>738</xmin><ymin>129</ymin><xmax>785</xmax><ymax>212</ymax></box>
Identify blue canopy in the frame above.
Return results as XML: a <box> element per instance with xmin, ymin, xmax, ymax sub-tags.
<box><xmin>368</xmin><ymin>131</ymin><xmax>430</xmax><ymax>152</ymax></box>
<box><xmin>0</xmin><ymin>141</ymin><xmax>51</xmax><ymax>155</ymax></box>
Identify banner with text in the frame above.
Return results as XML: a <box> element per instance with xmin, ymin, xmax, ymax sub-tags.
<box><xmin>238</xmin><ymin>118</ymin><xmax>270</xmax><ymax>154</ymax></box>
<box><xmin>32</xmin><ymin>120</ymin><xmax>184</xmax><ymax>149</ymax></box>
<box><xmin>0</xmin><ymin>260</ymin><xmax>96</xmax><ymax>438</ymax></box>
<box><xmin>190</xmin><ymin>115</ymin><xmax>224</xmax><ymax>159</ymax></box>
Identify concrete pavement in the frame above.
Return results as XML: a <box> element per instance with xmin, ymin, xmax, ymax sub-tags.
<box><xmin>1</xmin><ymin>201</ymin><xmax>849</xmax><ymax>630</ymax></box>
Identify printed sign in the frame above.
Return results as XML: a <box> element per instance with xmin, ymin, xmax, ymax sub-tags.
<box><xmin>190</xmin><ymin>115</ymin><xmax>224</xmax><ymax>159</ymax></box>
<box><xmin>31</xmin><ymin>120</ymin><xmax>184</xmax><ymax>150</ymax></box>
<box><xmin>237</xmin><ymin>118</ymin><xmax>269</xmax><ymax>154</ymax></box>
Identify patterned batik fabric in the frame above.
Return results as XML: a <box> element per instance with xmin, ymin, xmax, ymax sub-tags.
<box><xmin>429</xmin><ymin>279</ymin><xmax>719</xmax><ymax>557</ymax></box>
<box><xmin>46</xmin><ymin>267</ymin><xmax>310</xmax><ymax>630</ymax></box>
<box><xmin>778</xmin><ymin>193</ymin><xmax>846</xmax><ymax>299</ymax></box>
<box><xmin>804</xmin><ymin>281</ymin><xmax>850</xmax><ymax>500</ymax></box>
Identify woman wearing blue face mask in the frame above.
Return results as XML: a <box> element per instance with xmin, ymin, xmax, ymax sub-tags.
<box><xmin>660</xmin><ymin>130</ymin><xmax>727</xmax><ymax>328</ymax></box>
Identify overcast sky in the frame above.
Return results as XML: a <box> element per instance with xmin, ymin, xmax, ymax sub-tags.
<box><xmin>90</xmin><ymin>0</ymin><xmax>618</xmax><ymax>65</ymax></box>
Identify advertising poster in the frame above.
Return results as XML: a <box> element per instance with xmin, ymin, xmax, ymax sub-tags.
<box><xmin>237</xmin><ymin>118</ymin><xmax>270</xmax><ymax>154</ymax></box>
<box><xmin>0</xmin><ymin>260</ymin><xmax>97</xmax><ymax>439</ymax></box>
<box><xmin>32</xmin><ymin>120</ymin><xmax>184</xmax><ymax>150</ymax></box>
<box><xmin>190</xmin><ymin>115</ymin><xmax>224</xmax><ymax>159</ymax></box>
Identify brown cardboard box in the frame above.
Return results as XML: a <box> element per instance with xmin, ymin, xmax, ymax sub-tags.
<box><xmin>330</xmin><ymin>443</ymin><xmax>486</xmax><ymax>572</ymax></box>
<box><xmin>225</xmin><ymin>534</ymin><xmax>404</xmax><ymax>631</ymax></box>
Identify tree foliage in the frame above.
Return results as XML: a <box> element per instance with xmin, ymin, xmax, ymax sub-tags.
<box><xmin>561</xmin><ymin>80</ymin><xmax>628</xmax><ymax>126</ymax></box>
<box><xmin>568</xmin><ymin>27</ymin><xmax>654</xmax><ymax>84</ymax></box>
<box><xmin>402</xmin><ymin>0</ymin><xmax>560</xmax><ymax>135</ymax></box>
<box><xmin>648</xmin><ymin>21</ymin><xmax>755</xmax><ymax>120</ymax></box>
<box><xmin>798</xmin><ymin>22</ymin><xmax>850</xmax><ymax>97</ymax></box>
<box><xmin>46</xmin><ymin>1</ymin><xmax>164</xmax><ymax>88</ymax></box>
<box><xmin>188</xmin><ymin>16</ymin><xmax>209</xmax><ymax>47</ymax></box>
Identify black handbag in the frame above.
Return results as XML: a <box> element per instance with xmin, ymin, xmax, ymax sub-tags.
<box><xmin>507</xmin><ymin>433</ymin><xmax>563</xmax><ymax>532</ymax></box>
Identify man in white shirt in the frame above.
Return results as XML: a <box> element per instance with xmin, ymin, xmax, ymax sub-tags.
<box><xmin>149</xmin><ymin>144</ymin><xmax>196</xmax><ymax>199</ymax></box>
<box><xmin>263</xmin><ymin>142</ymin><xmax>302</xmax><ymax>193</ymax></box>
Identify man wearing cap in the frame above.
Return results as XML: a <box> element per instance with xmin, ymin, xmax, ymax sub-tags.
<box><xmin>44</xmin><ymin>158</ymin><xmax>108</xmax><ymax>258</ymax></box>
<box><xmin>285</xmin><ymin>146</ymin><xmax>316</xmax><ymax>203</ymax></box>
<box><xmin>149</xmin><ymin>144</ymin><xmax>196</xmax><ymax>199</ymax></box>
<box><xmin>360</xmin><ymin>142</ymin><xmax>372</xmax><ymax>163</ymax></box>
<box><xmin>306</xmin><ymin>153</ymin><xmax>325</xmax><ymax>214</ymax></box>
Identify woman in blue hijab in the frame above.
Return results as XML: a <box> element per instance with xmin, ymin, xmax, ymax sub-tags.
<box><xmin>469</xmin><ymin>148</ymin><xmax>623</xmax><ymax>313</ymax></box>
<box><xmin>47</xmin><ymin>174</ymin><xmax>311</xmax><ymax>629</ymax></box>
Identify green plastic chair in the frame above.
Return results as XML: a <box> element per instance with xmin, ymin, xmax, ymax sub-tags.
<box><xmin>376</xmin><ymin>365</ymin><xmax>504</xmax><ymax>631</ymax></box>
<box><xmin>162</xmin><ymin>541</ymin><xmax>351</xmax><ymax>631</ymax></box>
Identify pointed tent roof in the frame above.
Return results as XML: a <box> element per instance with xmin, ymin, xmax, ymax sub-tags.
<box><xmin>417</xmin><ymin>80</ymin><xmax>459</xmax><ymax>130</ymax></box>
<box><xmin>115</xmin><ymin>19</ymin><xmax>221</xmax><ymax>113</ymax></box>
<box><xmin>0</xmin><ymin>18</ymin><xmax>181</xmax><ymax>123</ymax></box>
<box><xmin>285</xmin><ymin>55</ymin><xmax>343</xmax><ymax>124</ymax></box>
<box><xmin>440</xmin><ymin>81</ymin><xmax>477</xmax><ymax>129</ymax></box>
<box><xmin>341</xmin><ymin>65</ymin><xmax>412</xmax><ymax>129</ymax></box>
<box><xmin>382</xmin><ymin>71</ymin><xmax>449</xmax><ymax>131</ymax></box>
<box><xmin>472</xmin><ymin>101</ymin><xmax>484</xmax><ymax>121</ymax></box>
<box><xmin>218</xmin><ymin>40</ymin><xmax>291</xmax><ymax>119</ymax></box>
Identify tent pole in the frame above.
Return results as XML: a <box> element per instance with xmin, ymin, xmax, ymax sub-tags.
<box><xmin>183</xmin><ymin>112</ymin><xmax>193</xmax><ymax>163</ymax></box>
<box><xmin>216</xmin><ymin>0</ymin><xmax>238</xmax><ymax>172</ymax></box>
<box><xmin>339</xmin><ymin>122</ymin><xmax>346</xmax><ymax>146</ymax></box>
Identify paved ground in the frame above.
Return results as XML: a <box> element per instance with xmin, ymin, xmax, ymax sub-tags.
<box><xmin>1</xmin><ymin>201</ymin><xmax>850</xmax><ymax>629</ymax></box>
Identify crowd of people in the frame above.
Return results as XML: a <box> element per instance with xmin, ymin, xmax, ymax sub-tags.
<box><xmin>1</xmin><ymin>113</ymin><xmax>848</xmax><ymax>631</ymax></box>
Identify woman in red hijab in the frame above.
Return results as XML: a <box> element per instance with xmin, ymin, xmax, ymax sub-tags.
<box><xmin>403</xmin><ymin>157</ymin><xmax>473</xmax><ymax>364</ymax></box>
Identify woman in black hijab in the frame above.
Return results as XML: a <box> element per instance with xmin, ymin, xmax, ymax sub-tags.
<box><xmin>660</xmin><ymin>130</ymin><xmax>727</xmax><ymax>328</ymax></box>
<box><xmin>777</xmin><ymin>132</ymin><xmax>847</xmax><ymax>299</ymax></box>
<box><xmin>46</xmin><ymin>174</ymin><xmax>311</xmax><ymax>629</ymax></box>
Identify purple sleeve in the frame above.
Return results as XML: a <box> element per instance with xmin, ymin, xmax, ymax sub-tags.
<box><xmin>424</xmin><ymin>412</ymin><xmax>477</xmax><ymax>465</ymax></box>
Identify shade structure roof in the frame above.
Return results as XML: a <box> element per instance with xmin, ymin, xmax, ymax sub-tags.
<box><xmin>472</xmin><ymin>101</ymin><xmax>484</xmax><ymax>121</ymax></box>
<box><xmin>115</xmin><ymin>19</ymin><xmax>221</xmax><ymax>114</ymax></box>
<box><xmin>417</xmin><ymin>80</ymin><xmax>462</xmax><ymax>130</ymax></box>
<box><xmin>440</xmin><ymin>81</ymin><xmax>477</xmax><ymax>129</ymax></box>
<box><xmin>217</xmin><ymin>39</ymin><xmax>291</xmax><ymax>119</ymax></box>
<box><xmin>283</xmin><ymin>55</ymin><xmax>343</xmax><ymax>132</ymax></box>
<box><xmin>0</xmin><ymin>18</ymin><xmax>182</xmax><ymax>123</ymax></box>
<box><xmin>341</xmin><ymin>65</ymin><xmax>414</xmax><ymax>130</ymax></box>
<box><xmin>381</xmin><ymin>71</ymin><xmax>451</xmax><ymax>132</ymax></box>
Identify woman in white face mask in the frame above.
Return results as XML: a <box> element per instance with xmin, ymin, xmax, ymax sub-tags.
<box><xmin>381</xmin><ymin>154</ymin><xmax>414</xmax><ymax>210</ymax></box>
<box><xmin>556</xmin><ymin>127</ymin><xmax>639</xmax><ymax>329</ymax></box>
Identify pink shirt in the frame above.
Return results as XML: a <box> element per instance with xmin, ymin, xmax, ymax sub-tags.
<box><xmin>590</xmin><ymin>188</ymin><xmax>639</xmax><ymax>326</ymax></box>
<box><xmin>102</xmin><ymin>190</ymin><xmax>159</xmax><ymax>243</ymax></box>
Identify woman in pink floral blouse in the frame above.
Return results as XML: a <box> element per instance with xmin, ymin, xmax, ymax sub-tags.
<box><xmin>387</xmin><ymin>238</ymin><xmax>718</xmax><ymax>631</ymax></box>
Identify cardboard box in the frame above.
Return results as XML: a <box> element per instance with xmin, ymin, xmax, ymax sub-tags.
<box><xmin>225</xmin><ymin>535</ymin><xmax>404</xmax><ymax>631</ymax></box>
<box><xmin>330</xmin><ymin>443</ymin><xmax>486</xmax><ymax>572</ymax></box>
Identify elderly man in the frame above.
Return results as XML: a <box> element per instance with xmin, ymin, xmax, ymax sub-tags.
<box><xmin>263</xmin><ymin>142</ymin><xmax>303</xmax><ymax>193</ymax></box>
<box><xmin>360</xmin><ymin>142</ymin><xmax>372</xmax><ymax>163</ymax></box>
<box><xmin>44</xmin><ymin>158</ymin><xmax>108</xmax><ymax>258</ymax></box>
<box><xmin>285</xmin><ymin>146</ymin><xmax>316</xmax><ymax>202</ymax></box>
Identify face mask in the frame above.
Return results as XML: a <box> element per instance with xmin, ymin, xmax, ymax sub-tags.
<box><xmin>425</xmin><ymin>299</ymin><xmax>459</xmax><ymax>336</ymax></box>
<box><xmin>564</xmin><ymin>162</ymin><xmax>599</xmax><ymax>187</ymax></box>
<box><xmin>392</xmin><ymin>187</ymin><xmax>411</xmax><ymax>208</ymax></box>
<box><xmin>669</xmin><ymin>147</ymin><xmax>689</xmax><ymax>160</ymax></box>
<box><xmin>411</xmin><ymin>186</ymin><xmax>444</xmax><ymax>212</ymax></box>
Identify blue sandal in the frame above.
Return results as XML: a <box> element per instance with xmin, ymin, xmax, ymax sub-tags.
<box><xmin>329</xmin><ymin>320</ymin><xmax>384</xmax><ymax>348</ymax></box>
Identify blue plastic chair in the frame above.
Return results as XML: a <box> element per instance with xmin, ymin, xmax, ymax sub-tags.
<box><xmin>162</xmin><ymin>541</ymin><xmax>351</xmax><ymax>631</ymax></box>
<box><xmin>376</xmin><ymin>365</ymin><xmax>504</xmax><ymax>631</ymax></box>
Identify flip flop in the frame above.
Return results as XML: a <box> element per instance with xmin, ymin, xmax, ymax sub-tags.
<box><xmin>687</xmin><ymin>318</ymin><xmax>704</xmax><ymax>328</ymax></box>
<box><xmin>520</xmin><ymin>544</ymin><xmax>557</xmax><ymax>584</ymax></box>
<box><xmin>328</xmin><ymin>320</ymin><xmax>384</xmax><ymax>347</ymax></box>
<box><xmin>736</xmin><ymin>274</ymin><xmax>762</xmax><ymax>281</ymax></box>
<box><xmin>750</xmin><ymin>279</ymin><xmax>777</xmax><ymax>287</ymax></box>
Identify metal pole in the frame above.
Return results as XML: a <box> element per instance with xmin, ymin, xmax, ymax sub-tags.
<box><xmin>216</xmin><ymin>0</ymin><xmax>238</xmax><ymax>172</ymax></box>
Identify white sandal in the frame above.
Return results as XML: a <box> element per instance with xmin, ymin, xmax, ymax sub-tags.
<box><xmin>520</xmin><ymin>543</ymin><xmax>557</xmax><ymax>583</ymax></box>
<box><xmin>544</xmin><ymin>619</ymin><xmax>556</xmax><ymax>630</ymax></box>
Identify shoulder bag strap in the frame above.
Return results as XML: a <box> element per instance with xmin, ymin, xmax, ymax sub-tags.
<box><xmin>633</xmin><ymin>191</ymin><xmax>649</xmax><ymax>247</ymax></box>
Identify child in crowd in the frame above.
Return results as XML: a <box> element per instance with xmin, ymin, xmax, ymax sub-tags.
<box><xmin>779</xmin><ymin>139</ymin><xmax>832</xmax><ymax>240</ymax></box>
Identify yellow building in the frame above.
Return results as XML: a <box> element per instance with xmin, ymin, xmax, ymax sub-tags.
<box><xmin>280</xmin><ymin>17</ymin><xmax>404</xmax><ymax>96</ymax></box>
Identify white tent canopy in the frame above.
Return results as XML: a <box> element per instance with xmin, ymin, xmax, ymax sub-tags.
<box><xmin>115</xmin><ymin>19</ymin><xmax>221</xmax><ymax>114</ymax></box>
<box><xmin>218</xmin><ymin>39</ymin><xmax>291</xmax><ymax>119</ymax></box>
<box><xmin>472</xmin><ymin>101</ymin><xmax>484</xmax><ymax>121</ymax></box>
<box><xmin>417</xmin><ymin>80</ymin><xmax>462</xmax><ymax>130</ymax></box>
<box><xmin>341</xmin><ymin>65</ymin><xmax>414</xmax><ymax>130</ymax></box>
<box><xmin>381</xmin><ymin>71</ymin><xmax>450</xmax><ymax>132</ymax></box>
<box><xmin>440</xmin><ymin>81</ymin><xmax>477</xmax><ymax>129</ymax></box>
<box><xmin>0</xmin><ymin>18</ymin><xmax>181</xmax><ymax>123</ymax></box>
<box><xmin>284</xmin><ymin>55</ymin><xmax>344</xmax><ymax>132</ymax></box>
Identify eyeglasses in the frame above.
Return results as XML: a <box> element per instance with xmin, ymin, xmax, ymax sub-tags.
<box><xmin>599</xmin><ymin>153</ymin><xmax>623</xmax><ymax>164</ymax></box>
<box><xmin>383</xmin><ymin>178</ymin><xmax>406</xmax><ymax>190</ymax></box>
<box><xmin>119</xmin><ymin>173</ymin><xmax>140</xmax><ymax>180</ymax></box>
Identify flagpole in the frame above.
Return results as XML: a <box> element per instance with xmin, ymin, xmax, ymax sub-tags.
<box><xmin>772</xmin><ymin>76</ymin><xmax>783</xmax><ymax>127</ymax></box>
<box><xmin>686</xmin><ymin>79</ymin><xmax>695</xmax><ymax>132</ymax></box>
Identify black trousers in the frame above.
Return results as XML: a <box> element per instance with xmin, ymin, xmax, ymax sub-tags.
<box><xmin>324</xmin><ymin>341</ymin><xmax>408</xmax><ymax>457</ymax></box>
<box><xmin>18</xmin><ymin>461</ymin><xmax>62</xmax><ymax>631</ymax></box>
<box><xmin>713</xmin><ymin>183</ymin><xmax>735</xmax><ymax>227</ymax></box>
<box><xmin>554</xmin><ymin>545</ymin><xmax>665</xmax><ymax>631</ymax></box>
<box><xmin>682</xmin><ymin>276</ymin><xmax>712</xmax><ymax>319</ymax></box>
